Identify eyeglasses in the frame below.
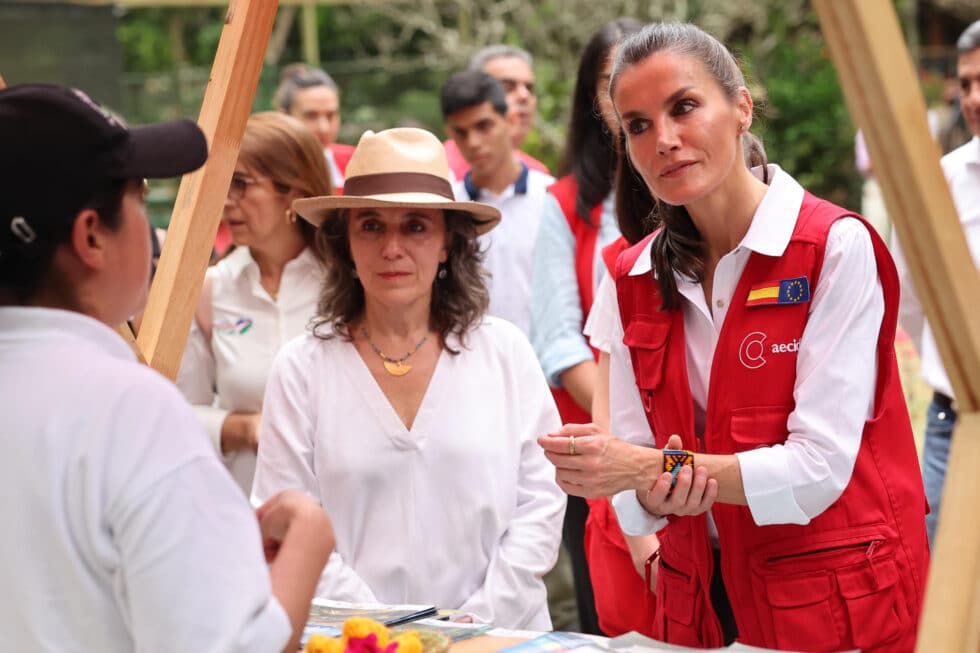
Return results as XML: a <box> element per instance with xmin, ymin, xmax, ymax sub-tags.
<box><xmin>227</xmin><ymin>173</ymin><xmax>262</xmax><ymax>201</ymax></box>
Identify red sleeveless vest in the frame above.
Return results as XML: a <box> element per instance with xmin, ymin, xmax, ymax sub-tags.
<box><xmin>614</xmin><ymin>193</ymin><xmax>928</xmax><ymax>651</ymax></box>
<box><xmin>550</xmin><ymin>176</ymin><xmax>657</xmax><ymax>637</ymax></box>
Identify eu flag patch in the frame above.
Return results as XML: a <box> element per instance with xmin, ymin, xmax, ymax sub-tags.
<box><xmin>746</xmin><ymin>276</ymin><xmax>810</xmax><ymax>307</ymax></box>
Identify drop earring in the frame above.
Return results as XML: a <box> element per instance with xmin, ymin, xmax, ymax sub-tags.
<box><xmin>352</xmin><ymin>267</ymin><xmax>359</xmax><ymax>279</ymax></box>
<box><xmin>437</xmin><ymin>265</ymin><xmax>448</xmax><ymax>280</ymax></box>
<box><xmin>285</xmin><ymin>208</ymin><xmax>296</xmax><ymax>224</ymax></box>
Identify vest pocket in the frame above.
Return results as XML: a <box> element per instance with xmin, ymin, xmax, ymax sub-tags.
<box><xmin>763</xmin><ymin>572</ymin><xmax>840</xmax><ymax>650</ymax></box>
<box><xmin>623</xmin><ymin>319</ymin><xmax>671</xmax><ymax>399</ymax></box>
<box><xmin>753</xmin><ymin>528</ymin><xmax>909</xmax><ymax>651</ymax></box>
<box><xmin>729</xmin><ymin>405</ymin><xmax>793</xmax><ymax>451</ymax></box>
<box><xmin>655</xmin><ymin>556</ymin><xmax>704</xmax><ymax>647</ymax></box>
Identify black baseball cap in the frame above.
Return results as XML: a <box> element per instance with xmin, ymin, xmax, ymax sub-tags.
<box><xmin>0</xmin><ymin>83</ymin><xmax>208</xmax><ymax>253</ymax></box>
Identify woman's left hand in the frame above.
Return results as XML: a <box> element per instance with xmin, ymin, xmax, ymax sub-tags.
<box><xmin>537</xmin><ymin>423</ymin><xmax>655</xmax><ymax>498</ymax></box>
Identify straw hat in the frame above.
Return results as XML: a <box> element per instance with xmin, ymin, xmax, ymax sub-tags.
<box><xmin>293</xmin><ymin>128</ymin><xmax>501</xmax><ymax>234</ymax></box>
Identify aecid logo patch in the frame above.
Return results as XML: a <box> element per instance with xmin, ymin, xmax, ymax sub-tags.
<box><xmin>738</xmin><ymin>332</ymin><xmax>800</xmax><ymax>369</ymax></box>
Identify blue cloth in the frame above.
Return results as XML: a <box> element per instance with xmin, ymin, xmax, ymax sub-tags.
<box><xmin>530</xmin><ymin>192</ymin><xmax>621</xmax><ymax>387</ymax></box>
<box><xmin>922</xmin><ymin>397</ymin><xmax>955</xmax><ymax>549</ymax></box>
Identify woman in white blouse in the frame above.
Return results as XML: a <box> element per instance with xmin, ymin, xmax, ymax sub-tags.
<box><xmin>252</xmin><ymin>128</ymin><xmax>566</xmax><ymax>629</ymax></box>
<box><xmin>177</xmin><ymin>112</ymin><xmax>332</xmax><ymax>495</ymax></box>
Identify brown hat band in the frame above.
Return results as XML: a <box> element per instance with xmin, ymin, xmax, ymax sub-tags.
<box><xmin>343</xmin><ymin>172</ymin><xmax>455</xmax><ymax>200</ymax></box>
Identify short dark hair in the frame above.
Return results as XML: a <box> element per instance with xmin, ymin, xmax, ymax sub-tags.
<box><xmin>958</xmin><ymin>20</ymin><xmax>980</xmax><ymax>55</ymax></box>
<box><xmin>311</xmin><ymin>209</ymin><xmax>489</xmax><ymax>352</ymax></box>
<box><xmin>440</xmin><ymin>71</ymin><xmax>508</xmax><ymax>120</ymax></box>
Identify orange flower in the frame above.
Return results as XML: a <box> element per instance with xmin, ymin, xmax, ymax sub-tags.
<box><xmin>305</xmin><ymin>634</ymin><xmax>346</xmax><ymax>653</ymax></box>
<box><xmin>342</xmin><ymin>617</ymin><xmax>390</xmax><ymax>648</ymax></box>
<box><xmin>392</xmin><ymin>632</ymin><xmax>423</xmax><ymax>653</ymax></box>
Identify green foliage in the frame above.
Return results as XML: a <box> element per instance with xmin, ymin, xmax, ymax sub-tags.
<box><xmin>747</xmin><ymin>31</ymin><xmax>860</xmax><ymax>208</ymax></box>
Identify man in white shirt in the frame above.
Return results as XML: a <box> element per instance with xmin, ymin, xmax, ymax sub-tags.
<box><xmin>441</xmin><ymin>70</ymin><xmax>555</xmax><ymax>336</ymax></box>
<box><xmin>0</xmin><ymin>83</ymin><xmax>333</xmax><ymax>652</ymax></box>
<box><xmin>894</xmin><ymin>19</ymin><xmax>980</xmax><ymax>547</ymax></box>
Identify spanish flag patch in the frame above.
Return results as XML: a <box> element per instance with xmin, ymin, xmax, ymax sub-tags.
<box><xmin>746</xmin><ymin>276</ymin><xmax>810</xmax><ymax>307</ymax></box>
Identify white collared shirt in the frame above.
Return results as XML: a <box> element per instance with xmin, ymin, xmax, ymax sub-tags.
<box><xmin>453</xmin><ymin>166</ymin><xmax>555</xmax><ymax>336</ymax></box>
<box><xmin>325</xmin><ymin>147</ymin><xmax>345</xmax><ymax>189</ymax></box>
<box><xmin>586</xmin><ymin>165</ymin><xmax>884</xmax><ymax>534</ymax></box>
<box><xmin>893</xmin><ymin>136</ymin><xmax>980</xmax><ymax>400</ymax></box>
<box><xmin>175</xmin><ymin>246</ymin><xmax>324</xmax><ymax>495</ymax></box>
<box><xmin>0</xmin><ymin>307</ymin><xmax>289</xmax><ymax>652</ymax></box>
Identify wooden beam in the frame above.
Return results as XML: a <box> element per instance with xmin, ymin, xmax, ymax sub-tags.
<box><xmin>813</xmin><ymin>1</ymin><xmax>980</xmax><ymax>651</ymax></box>
<box><xmin>814</xmin><ymin>1</ymin><xmax>980</xmax><ymax>410</ymax></box>
<box><xmin>136</xmin><ymin>0</ymin><xmax>279</xmax><ymax>380</ymax></box>
<box><xmin>301</xmin><ymin>0</ymin><xmax>320</xmax><ymax>65</ymax></box>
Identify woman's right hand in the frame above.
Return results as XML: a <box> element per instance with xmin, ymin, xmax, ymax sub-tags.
<box><xmin>256</xmin><ymin>490</ymin><xmax>334</xmax><ymax>564</ymax></box>
<box><xmin>220</xmin><ymin>411</ymin><xmax>261</xmax><ymax>454</ymax></box>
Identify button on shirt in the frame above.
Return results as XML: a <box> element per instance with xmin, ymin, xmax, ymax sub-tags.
<box><xmin>176</xmin><ymin>246</ymin><xmax>324</xmax><ymax>495</ymax></box>
<box><xmin>530</xmin><ymin>193</ymin><xmax>622</xmax><ymax>386</ymax></box>
<box><xmin>894</xmin><ymin>136</ymin><xmax>980</xmax><ymax>400</ymax></box>
<box><xmin>454</xmin><ymin>163</ymin><xmax>555</xmax><ymax>336</ymax></box>
<box><xmin>586</xmin><ymin>165</ymin><xmax>884</xmax><ymax>535</ymax></box>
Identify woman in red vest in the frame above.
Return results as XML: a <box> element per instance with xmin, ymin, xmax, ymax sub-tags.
<box><xmin>539</xmin><ymin>23</ymin><xmax>928</xmax><ymax>652</ymax></box>
<box><xmin>529</xmin><ymin>18</ymin><xmax>649</xmax><ymax>637</ymax></box>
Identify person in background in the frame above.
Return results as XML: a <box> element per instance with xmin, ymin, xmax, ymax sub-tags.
<box><xmin>275</xmin><ymin>63</ymin><xmax>355</xmax><ymax>191</ymax></box>
<box><xmin>445</xmin><ymin>45</ymin><xmax>550</xmax><ymax>178</ymax></box>
<box><xmin>539</xmin><ymin>23</ymin><xmax>927</xmax><ymax>651</ymax></box>
<box><xmin>528</xmin><ymin>17</ymin><xmax>646</xmax><ymax>637</ymax></box>
<box><xmin>0</xmin><ymin>83</ymin><xmax>333</xmax><ymax>653</ymax></box>
<box><xmin>442</xmin><ymin>70</ymin><xmax>554</xmax><ymax>337</ymax></box>
<box><xmin>894</xmin><ymin>18</ymin><xmax>980</xmax><ymax>549</ymax></box>
<box><xmin>253</xmin><ymin>128</ymin><xmax>565</xmax><ymax>629</ymax></box>
<box><xmin>176</xmin><ymin>111</ymin><xmax>332</xmax><ymax>496</ymax></box>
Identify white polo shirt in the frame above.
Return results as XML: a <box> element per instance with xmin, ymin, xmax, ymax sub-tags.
<box><xmin>585</xmin><ymin>165</ymin><xmax>885</xmax><ymax>535</ymax></box>
<box><xmin>894</xmin><ymin>136</ymin><xmax>980</xmax><ymax>400</ymax></box>
<box><xmin>0</xmin><ymin>307</ymin><xmax>290</xmax><ymax>652</ymax></box>
<box><xmin>453</xmin><ymin>163</ymin><xmax>555</xmax><ymax>336</ymax></box>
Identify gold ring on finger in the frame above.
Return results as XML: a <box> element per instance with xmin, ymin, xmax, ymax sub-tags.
<box><xmin>568</xmin><ymin>435</ymin><xmax>576</xmax><ymax>456</ymax></box>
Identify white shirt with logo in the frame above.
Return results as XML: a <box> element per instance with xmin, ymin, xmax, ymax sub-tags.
<box><xmin>893</xmin><ymin>136</ymin><xmax>980</xmax><ymax>400</ymax></box>
<box><xmin>176</xmin><ymin>246</ymin><xmax>324</xmax><ymax>495</ymax></box>
<box><xmin>585</xmin><ymin>165</ymin><xmax>884</xmax><ymax>534</ymax></box>
<box><xmin>0</xmin><ymin>307</ymin><xmax>290</xmax><ymax>652</ymax></box>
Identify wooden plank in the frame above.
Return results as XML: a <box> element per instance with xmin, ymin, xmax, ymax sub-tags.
<box><xmin>812</xmin><ymin>2</ymin><xmax>980</xmax><ymax>651</ymax></box>
<box><xmin>116</xmin><ymin>323</ymin><xmax>148</xmax><ymax>364</ymax></box>
<box><xmin>135</xmin><ymin>0</ymin><xmax>279</xmax><ymax>380</ymax></box>
<box><xmin>813</xmin><ymin>0</ymin><xmax>980</xmax><ymax>410</ymax></box>
<box><xmin>301</xmin><ymin>0</ymin><xmax>320</xmax><ymax>65</ymax></box>
<box><xmin>925</xmin><ymin>412</ymin><xmax>980</xmax><ymax>652</ymax></box>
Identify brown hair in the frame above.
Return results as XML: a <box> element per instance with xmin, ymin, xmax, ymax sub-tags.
<box><xmin>610</xmin><ymin>23</ymin><xmax>768</xmax><ymax>309</ymax></box>
<box><xmin>238</xmin><ymin>111</ymin><xmax>333</xmax><ymax>245</ymax></box>
<box><xmin>311</xmin><ymin>209</ymin><xmax>489</xmax><ymax>353</ymax></box>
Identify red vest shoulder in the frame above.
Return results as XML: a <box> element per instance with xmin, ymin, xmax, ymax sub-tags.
<box><xmin>330</xmin><ymin>143</ymin><xmax>356</xmax><ymax>173</ymax></box>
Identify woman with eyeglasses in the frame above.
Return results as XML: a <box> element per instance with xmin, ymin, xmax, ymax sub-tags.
<box><xmin>176</xmin><ymin>111</ymin><xmax>332</xmax><ymax>495</ymax></box>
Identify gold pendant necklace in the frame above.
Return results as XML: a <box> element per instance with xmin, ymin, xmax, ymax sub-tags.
<box><xmin>360</xmin><ymin>326</ymin><xmax>428</xmax><ymax>377</ymax></box>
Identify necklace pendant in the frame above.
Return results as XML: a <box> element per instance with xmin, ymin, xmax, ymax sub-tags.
<box><xmin>383</xmin><ymin>359</ymin><xmax>412</xmax><ymax>376</ymax></box>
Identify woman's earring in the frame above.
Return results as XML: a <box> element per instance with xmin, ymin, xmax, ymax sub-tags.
<box><xmin>285</xmin><ymin>208</ymin><xmax>296</xmax><ymax>224</ymax></box>
<box><xmin>352</xmin><ymin>267</ymin><xmax>359</xmax><ymax>279</ymax></box>
<box><xmin>437</xmin><ymin>265</ymin><xmax>448</xmax><ymax>280</ymax></box>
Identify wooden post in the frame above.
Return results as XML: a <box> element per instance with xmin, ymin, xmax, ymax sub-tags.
<box><xmin>136</xmin><ymin>0</ymin><xmax>279</xmax><ymax>380</ymax></box>
<box><xmin>813</xmin><ymin>2</ymin><xmax>980</xmax><ymax>651</ymax></box>
<box><xmin>301</xmin><ymin>1</ymin><xmax>320</xmax><ymax>65</ymax></box>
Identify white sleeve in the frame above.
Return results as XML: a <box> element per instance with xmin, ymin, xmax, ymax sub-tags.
<box><xmin>175</xmin><ymin>316</ymin><xmax>229</xmax><ymax>456</ymax></box>
<box><xmin>736</xmin><ymin>218</ymin><xmax>883</xmax><ymax>525</ymax></box>
<box><xmin>890</xmin><ymin>234</ymin><xmax>925</xmax><ymax>353</ymax></box>
<box><xmin>529</xmin><ymin>194</ymin><xmax>594</xmax><ymax>386</ymax></box>
<box><xmin>252</xmin><ymin>342</ymin><xmax>377</xmax><ymax>602</ymax></box>
<box><xmin>457</xmin><ymin>333</ymin><xmax>566</xmax><ymax>628</ymax></box>
<box><xmin>583</xmin><ymin>274</ymin><xmax>617</xmax><ymax>354</ymax></box>
<box><xmin>110</xmin><ymin>389</ymin><xmax>290</xmax><ymax>653</ymax></box>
